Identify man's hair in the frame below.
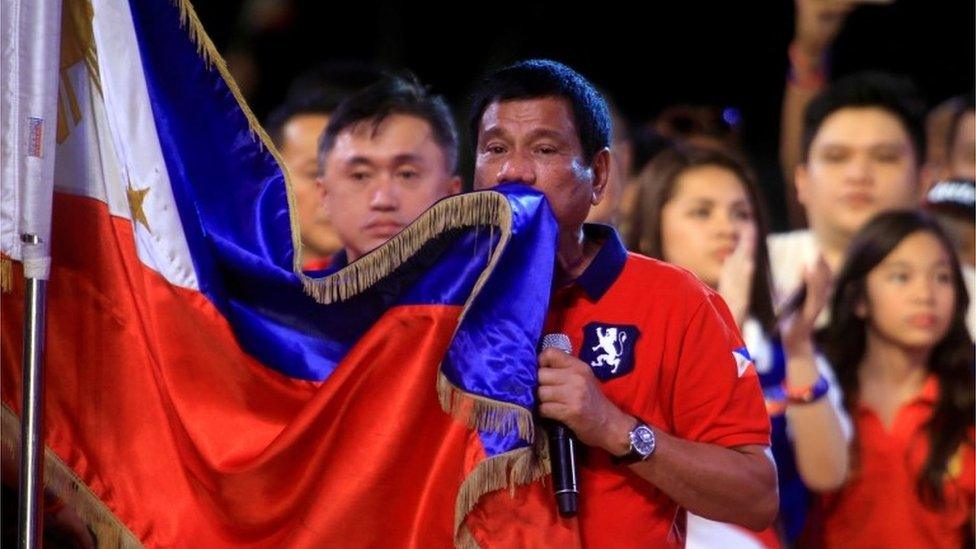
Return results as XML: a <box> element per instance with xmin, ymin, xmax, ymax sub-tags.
<box><xmin>801</xmin><ymin>71</ymin><xmax>927</xmax><ymax>165</ymax></box>
<box><xmin>265</xmin><ymin>63</ymin><xmax>384</xmax><ymax>148</ymax></box>
<box><xmin>317</xmin><ymin>75</ymin><xmax>459</xmax><ymax>174</ymax></box>
<box><xmin>266</xmin><ymin>95</ymin><xmax>338</xmax><ymax>149</ymax></box>
<box><xmin>468</xmin><ymin>59</ymin><xmax>611</xmax><ymax>164</ymax></box>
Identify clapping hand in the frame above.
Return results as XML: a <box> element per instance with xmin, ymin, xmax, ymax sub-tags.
<box><xmin>779</xmin><ymin>254</ymin><xmax>832</xmax><ymax>351</ymax></box>
<box><xmin>717</xmin><ymin>224</ymin><xmax>756</xmax><ymax>329</ymax></box>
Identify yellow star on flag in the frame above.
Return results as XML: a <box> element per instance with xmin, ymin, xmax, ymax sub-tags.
<box><xmin>126</xmin><ymin>183</ymin><xmax>152</xmax><ymax>233</ymax></box>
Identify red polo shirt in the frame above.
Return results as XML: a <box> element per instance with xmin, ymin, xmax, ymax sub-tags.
<box><xmin>818</xmin><ymin>376</ymin><xmax>975</xmax><ymax>548</ymax></box>
<box><xmin>544</xmin><ymin>225</ymin><xmax>771</xmax><ymax>546</ymax></box>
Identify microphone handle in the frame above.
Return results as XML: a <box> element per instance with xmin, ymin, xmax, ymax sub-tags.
<box><xmin>540</xmin><ymin>333</ymin><xmax>580</xmax><ymax>517</ymax></box>
<box><xmin>549</xmin><ymin>422</ymin><xmax>579</xmax><ymax>517</ymax></box>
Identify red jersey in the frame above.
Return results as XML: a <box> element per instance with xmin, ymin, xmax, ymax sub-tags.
<box><xmin>818</xmin><ymin>376</ymin><xmax>975</xmax><ymax>548</ymax></box>
<box><xmin>543</xmin><ymin>225</ymin><xmax>771</xmax><ymax>547</ymax></box>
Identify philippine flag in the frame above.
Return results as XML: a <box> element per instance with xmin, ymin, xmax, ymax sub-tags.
<box><xmin>0</xmin><ymin>0</ymin><xmax>579</xmax><ymax>546</ymax></box>
<box><xmin>732</xmin><ymin>347</ymin><xmax>756</xmax><ymax>379</ymax></box>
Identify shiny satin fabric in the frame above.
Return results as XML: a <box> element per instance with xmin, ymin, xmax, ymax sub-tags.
<box><xmin>127</xmin><ymin>0</ymin><xmax>561</xmax><ymax>397</ymax></box>
<box><xmin>0</xmin><ymin>193</ymin><xmax>556</xmax><ymax>546</ymax></box>
<box><xmin>129</xmin><ymin>0</ymin><xmax>328</xmax><ymax>380</ymax></box>
<box><xmin>0</xmin><ymin>0</ymin><xmax>572</xmax><ymax>543</ymax></box>
<box><xmin>442</xmin><ymin>187</ymin><xmax>558</xmax><ymax>459</ymax></box>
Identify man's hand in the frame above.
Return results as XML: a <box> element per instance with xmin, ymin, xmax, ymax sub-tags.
<box><xmin>537</xmin><ymin>348</ymin><xmax>635</xmax><ymax>455</ymax></box>
<box><xmin>537</xmin><ymin>350</ymin><xmax>779</xmax><ymax>530</ymax></box>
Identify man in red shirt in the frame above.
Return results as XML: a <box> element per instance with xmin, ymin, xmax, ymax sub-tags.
<box><xmin>469</xmin><ymin>59</ymin><xmax>778</xmax><ymax>544</ymax></box>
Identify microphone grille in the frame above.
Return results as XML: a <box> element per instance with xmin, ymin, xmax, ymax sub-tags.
<box><xmin>541</xmin><ymin>333</ymin><xmax>573</xmax><ymax>354</ymax></box>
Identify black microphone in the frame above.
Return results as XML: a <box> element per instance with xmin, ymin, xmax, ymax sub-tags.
<box><xmin>541</xmin><ymin>333</ymin><xmax>579</xmax><ymax>517</ymax></box>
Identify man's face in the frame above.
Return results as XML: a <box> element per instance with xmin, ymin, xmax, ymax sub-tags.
<box><xmin>473</xmin><ymin>97</ymin><xmax>608</xmax><ymax>234</ymax></box>
<box><xmin>280</xmin><ymin>114</ymin><xmax>343</xmax><ymax>259</ymax></box>
<box><xmin>797</xmin><ymin>107</ymin><xmax>920</xmax><ymax>242</ymax></box>
<box><xmin>320</xmin><ymin>113</ymin><xmax>460</xmax><ymax>262</ymax></box>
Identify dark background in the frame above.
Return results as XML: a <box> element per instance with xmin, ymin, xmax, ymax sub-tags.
<box><xmin>193</xmin><ymin>0</ymin><xmax>975</xmax><ymax>229</ymax></box>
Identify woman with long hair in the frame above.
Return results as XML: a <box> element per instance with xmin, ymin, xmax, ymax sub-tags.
<box><xmin>817</xmin><ymin>210</ymin><xmax>974</xmax><ymax>547</ymax></box>
<box><xmin>628</xmin><ymin>144</ymin><xmax>850</xmax><ymax>547</ymax></box>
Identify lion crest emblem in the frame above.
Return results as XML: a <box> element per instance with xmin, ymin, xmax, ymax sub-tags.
<box><xmin>580</xmin><ymin>323</ymin><xmax>639</xmax><ymax>381</ymax></box>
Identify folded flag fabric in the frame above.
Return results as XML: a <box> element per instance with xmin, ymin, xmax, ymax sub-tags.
<box><xmin>0</xmin><ymin>0</ymin><xmax>574</xmax><ymax>546</ymax></box>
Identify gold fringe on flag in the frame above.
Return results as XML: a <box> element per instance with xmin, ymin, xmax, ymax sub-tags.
<box><xmin>457</xmin><ymin>525</ymin><xmax>479</xmax><ymax>549</ymax></box>
<box><xmin>170</xmin><ymin>0</ymin><xmax>305</xmax><ymax>274</ymax></box>
<box><xmin>301</xmin><ymin>191</ymin><xmax>511</xmax><ymax>305</ymax></box>
<box><xmin>1</xmin><ymin>256</ymin><xmax>12</xmax><ymax>293</ymax></box>
<box><xmin>301</xmin><ymin>189</ymin><xmax>550</xmax><ymax>549</ymax></box>
<box><xmin>437</xmin><ymin>372</ymin><xmax>535</xmax><ymax>444</ymax></box>
<box><xmin>453</xmin><ymin>435</ymin><xmax>551</xmax><ymax>549</ymax></box>
<box><xmin>0</xmin><ymin>404</ymin><xmax>143</xmax><ymax>548</ymax></box>
<box><xmin>302</xmin><ymin>190</ymin><xmax>532</xmax><ymax>443</ymax></box>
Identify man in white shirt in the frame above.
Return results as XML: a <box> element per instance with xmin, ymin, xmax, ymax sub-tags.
<box><xmin>768</xmin><ymin>72</ymin><xmax>927</xmax><ymax>313</ymax></box>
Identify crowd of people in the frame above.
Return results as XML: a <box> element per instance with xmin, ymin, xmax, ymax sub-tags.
<box><xmin>257</xmin><ymin>3</ymin><xmax>974</xmax><ymax>547</ymax></box>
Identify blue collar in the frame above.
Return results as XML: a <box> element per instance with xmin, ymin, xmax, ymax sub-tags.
<box><xmin>572</xmin><ymin>224</ymin><xmax>628</xmax><ymax>301</ymax></box>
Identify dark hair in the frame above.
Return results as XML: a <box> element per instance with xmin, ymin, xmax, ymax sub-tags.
<box><xmin>317</xmin><ymin>74</ymin><xmax>459</xmax><ymax>174</ymax></box>
<box><xmin>266</xmin><ymin>95</ymin><xmax>337</xmax><ymax>149</ymax></box>
<box><xmin>627</xmin><ymin>144</ymin><xmax>776</xmax><ymax>332</ymax></box>
<box><xmin>265</xmin><ymin>63</ymin><xmax>384</xmax><ymax>148</ymax></box>
<box><xmin>654</xmin><ymin>104</ymin><xmax>742</xmax><ymax>150</ymax></box>
<box><xmin>823</xmin><ymin>210</ymin><xmax>975</xmax><ymax>507</ymax></box>
<box><xmin>630</xmin><ymin>126</ymin><xmax>674</xmax><ymax>175</ymax></box>
<box><xmin>801</xmin><ymin>72</ymin><xmax>927</xmax><ymax>166</ymax></box>
<box><xmin>468</xmin><ymin>59</ymin><xmax>611</xmax><ymax>164</ymax></box>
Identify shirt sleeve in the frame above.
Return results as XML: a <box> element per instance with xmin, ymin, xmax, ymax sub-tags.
<box><xmin>670</xmin><ymin>293</ymin><xmax>771</xmax><ymax>448</ymax></box>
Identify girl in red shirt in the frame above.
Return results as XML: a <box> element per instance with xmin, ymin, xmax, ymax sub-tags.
<box><xmin>819</xmin><ymin>210</ymin><xmax>975</xmax><ymax>548</ymax></box>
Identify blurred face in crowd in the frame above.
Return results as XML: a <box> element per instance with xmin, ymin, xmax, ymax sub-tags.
<box><xmin>319</xmin><ymin>113</ymin><xmax>460</xmax><ymax>262</ymax></box>
<box><xmin>797</xmin><ymin>107</ymin><xmax>920</xmax><ymax>245</ymax></box>
<box><xmin>858</xmin><ymin>231</ymin><xmax>956</xmax><ymax>352</ymax></box>
<box><xmin>660</xmin><ymin>165</ymin><xmax>756</xmax><ymax>288</ymax></box>
<box><xmin>279</xmin><ymin>113</ymin><xmax>343</xmax><ymax>260</ymax></box>
<box><xmin>586</xmin><ymin>110</ymin><xmax>633</xmax><ymax>227</ymax></box>
<box><xmin>946</xmin><ymin>109</ymin><xmax>975</xmax><ymax>180</ymax></box>
<box><xmin>473</xmin><ymin>97</ymin><xmax>609</xmax><ymax>236</ymax></box>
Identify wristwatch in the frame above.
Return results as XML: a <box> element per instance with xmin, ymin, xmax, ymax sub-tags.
<box><xmin>613</xmin><ymin>419</ymin><xmax>656</xmax><ymax>465</ymax></box>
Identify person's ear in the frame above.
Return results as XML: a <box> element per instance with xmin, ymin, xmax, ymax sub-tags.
<box><xmin>590</xmin><ymin>148</ymin><xmax>612</xmax><ymax>206</ymax></box>
<box><xmin>854</xmin><ymin>298</ymin><xmax>869</xmax><ymax>319</ymax></box>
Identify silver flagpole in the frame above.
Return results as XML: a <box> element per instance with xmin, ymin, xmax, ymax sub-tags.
<box><xmin>10</xmin><ymin>0</ymin><xmax>63</xmax><ymax>542</ymax></box>
<box><xmin>18</xmin><ymin>238</ymin><xmax>47</xmax><ymax>548</ymax></box>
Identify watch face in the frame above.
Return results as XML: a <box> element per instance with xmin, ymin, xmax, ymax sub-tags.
<box><xmin>632</xmin><ymin>425</ymin><xmax>655</xmax><ymax>457</ymax></box>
